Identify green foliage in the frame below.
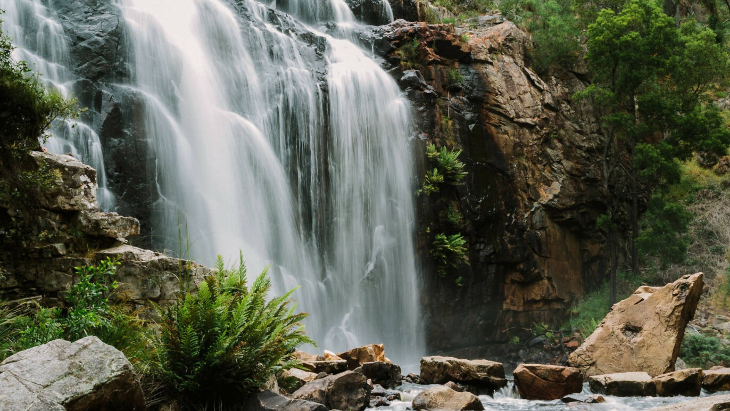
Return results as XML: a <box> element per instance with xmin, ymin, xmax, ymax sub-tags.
<box><xmin>499</xmin><ymin>0</ymin><xmax>581</xmax><ymax>73</ymax></box>
<box><xmin>531</xmin><ymin>322</ymin><xmax>556</xmax><ymax>341</ymax></box>
<box><xmin>680</xmin><ymin>332</ymin><xmax>730</xmax><ymax>368</ymax></box>
<box><xmin>65</xmin><ymin>258</ymin><xmax>120</xmax><ymax>340</ymax></box>
<box><xmin>564</xmin><ymin>282</ymin><xmax>611</xmax><ymax>338</ymax></box>
<box><xmin>419</xmin><ymin>144</ymin><xmax>467</xmax><ymax>195</ymax></box>
<box><xmin>0</xmin><ymin>302</ymin><xmax>63</xmax><ymax>361</ymax></box>
<box><xmin>153</xmin><ymin>254</ymin><xmax>313</xmax><ymax>408</ymax></box>
<box><xmin>0</xmin><ymin>259</ymin><xmax>147</xmax><ymax>366</ymax></box>
<box><xmin>431</xmin><ymin>233</ymin><xmax>468</xmax><ymax>279</ymax></box>
<box><xmin>395</xmin><ymin>38</ymin><xmax>420</xmax><ymax>69</ymax></box>
<box><xmin>509</xmin><ymin>336</ymin><xmax>521</xmax><ymax>345</ymax></box>
<box><xmin>636</xmin><ymin>196</ymin><xmax>693</xmax><ymax>266</ymax></box>
<box><xmin>0</xmin><ymin>17</ymin><xmax>76</xmax><ymax>206</ymax></box>
<box><xmin>448</xmin><ymin>68</ymin><xmax>465</xmax><ymax>86</ymax></box>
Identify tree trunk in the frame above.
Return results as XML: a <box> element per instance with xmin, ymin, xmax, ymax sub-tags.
<box><xmin>609</xmin><ymin>228</ymin><xmax>618</xmax><ymax>307</ymax></box>
<box><xmin>630</xmin><ymin>144</ymin><xmax>639</xmax><ymax>277</ymax></box>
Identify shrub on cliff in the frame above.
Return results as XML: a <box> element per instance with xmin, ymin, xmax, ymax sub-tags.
<box><xmin>152</xmin><ymin>255</ymin><xmax>312</xmax><ymax>408</ymax></box>
<box><xmin>0</xmin><ymin>17</ymin><xmax>76</xmax><ymax>206</ymax></box>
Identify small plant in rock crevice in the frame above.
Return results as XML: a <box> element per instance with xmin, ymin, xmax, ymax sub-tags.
<box><xmin>419</xmin><ymin>143</ymin><xmax>467</xmax><ymax>196</ymax></box>
<box><xmin>431</xmin><ymin>232</ymin><xmax>468</xmax><ymax>283</ymax></box>
<box><xmin>448</xmin><ymin>68</ymin><xmax>465</xmax><ymax>86</ymax></box>
<box><xmin>395</xmin><ymin>38</ymin><xmax>421</xmax><ymax>69</ymax></box>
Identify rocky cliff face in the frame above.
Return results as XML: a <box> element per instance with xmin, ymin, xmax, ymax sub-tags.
<box><xmin>367</xmin><ymin>16</ymin><xmax>619</xmax><ymax>356</ymax></box>
<box><xmin>0</xmin><ymin>152</ymin><xmax>208</xmax><ymax>314</ymax></box>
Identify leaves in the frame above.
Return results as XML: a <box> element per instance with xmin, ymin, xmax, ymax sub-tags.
<box><xmin>154</xmin><ymin>257</ymin><xmax>313</xmax><ymax>407</ymax></box>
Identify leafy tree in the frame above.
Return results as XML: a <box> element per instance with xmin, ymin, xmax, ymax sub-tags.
<box><xmin>0</xmin><ymin>17</ymin><xmax>75</xmax><ymax>204</ymax></box>
<box><xmin>499</xmin><ymin>0</ymin><xmax>582</xmax><ymax>73</ymax></box>
<box><xmin>579</xmin><ymin>0</ymin><xmax>730</xmax><ymax>303</ymax></box>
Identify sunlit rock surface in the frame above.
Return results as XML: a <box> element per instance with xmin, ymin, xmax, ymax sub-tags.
<box><xmin>569</xmin><ymin>273</ymin><xmax>703</xmax><ymax>377</ymax></box>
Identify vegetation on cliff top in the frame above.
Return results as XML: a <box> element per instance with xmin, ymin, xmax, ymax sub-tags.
<box><xmin>0</xmin><ymin>17</ymin><xmax>75</xmax><ymax>207</ymax></box>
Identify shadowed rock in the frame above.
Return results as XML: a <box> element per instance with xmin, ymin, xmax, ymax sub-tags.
<box><xmin>589</xmin><ymin>372</ymin><xmax>656</xmax><ymax>397</ymax></box>
<box><xmin>291</xmin><ymin>370</ymin><xmax>371</xmax><ymax>411</ymax></box>
<box><xmin>513</xmin><ymin>364</ymin><xmax>583</xmax><ymax>400</ymax></box>
<box><xmin>653</xmin><ymin>368</ymin><xmax>702</xmax><ymax>397</ymax></box>
<box><xmin>420</xmin><ymin>356</ymin><xmax>507</xmax><ymax>391</ymax></box>
<box><xmin>412</xmin><ymin>385</ymin><xmax>484</xmax><ymax>410</ymax></box>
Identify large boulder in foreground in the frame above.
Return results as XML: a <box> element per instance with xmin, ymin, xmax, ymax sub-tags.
<box><xmin>244</xmin><ymin>390</ymin><xmax>327</xmax><ymax>411</ymax></box>
<box><xmin>703</xmin><ymin>367</ymin><xmax>730</xmax><ymax>392</ymax></box>
<box><xmin>291</xmin><ymin>370</ymin><xmax>371</xmax><ymax>411</ymax></box>
<box><xmin>420</xmin><ymin>356</ymin><xmax>507</xmax><ymax>391</ymax></box>
<box><xmin>569</xmin><ymin>273</ymin><xmax>704</xmax><ymax>377</ymax></box>
<box><xmin>588</xmin><ymin>372</ymin><xmax>656</xmax><ymax>397</ymax></box>
<box><xmin>412</xmin><ymin>385</ymin><xmax>485</xmax><ymax>410</ymax></box>
<box><xmin>653</xmin><ymin>368</ymin><xmax>702</xmax><ymax>397</ymax></box>
<box><xmin>513</xmin><ymin>364</ymin><xmax>583</xmax><ymax>400</ymax></box>
<box><xmin>0</xmin><ymin>336</ymin><xmax>145</xmax><ymax>410</ymax></box>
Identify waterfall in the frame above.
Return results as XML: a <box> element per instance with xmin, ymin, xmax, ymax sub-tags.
<box><xmin>7</xmin><ymin>0</ymin><xmax>423</xmax><ymax>367</ymax></box>
<box><xmin>1</xmin><ymin>0</ymin><xmax>115</xmax><ymax>210</ymax></box>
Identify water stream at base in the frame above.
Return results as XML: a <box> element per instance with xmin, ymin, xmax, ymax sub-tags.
<box><xmin>2</xmin><ymin>0</ymin><xmax>115</xmax><ymax>210</ymax></box>
<box><xmin>119</xmin><ymin>0</ymin><xmax>423</xmax><ymax>366</ymax></box>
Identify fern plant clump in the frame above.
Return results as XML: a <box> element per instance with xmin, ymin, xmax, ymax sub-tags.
<box><xmin>153</xmin><ymin>254</ymin><xmax>313</xmax><ymax>408</ymax></box>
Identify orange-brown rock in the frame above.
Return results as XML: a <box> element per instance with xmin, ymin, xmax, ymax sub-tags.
<box><xmin>568</xmin><ymin>273</ymin><xmax>704</xmax><ymax>377</ymax></box>
<box><xmin>702</xmin><ymin>367</ymin><xmax>730</xmax><ymax>392</ymax></box>
<box><xmin>513</xmin><ymin>364</ymin><xmax>583</xmax><ymax>400</ymax></box>
<box><xmin>337</xmin><ymin>344</ymin><xmax>386</xmax><ymax>370</ymax></box>
<box><xmin>323</xmin><ymin>350</ymin><xmax>342</xmax><ymax>361</ymax></box>
<box><xmin>294</xmin><ymin>351</ymin><xmax>324</xmax><ymax>362</ymax></box>
<box><xmin>653</xmin><ymin>368</ymin><xmax>702</xmax><ymax>397</ymax></box>
<box><xmin>412</xmin><ymin>385</ymin><xmax>484</xmax><ymax>411</ymax></box>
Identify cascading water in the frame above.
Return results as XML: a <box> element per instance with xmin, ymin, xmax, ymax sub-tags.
<box><xmin>121</xmin><ymin>0</ymin><xmax>423</xmax><ymax>365</ymax></box>
<box><xmin>1</xmin><ymin>0</ymin><xmax>115</xmax><ymax>210</ymax></box>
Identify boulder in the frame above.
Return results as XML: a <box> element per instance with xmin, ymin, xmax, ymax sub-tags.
<box><xmin>244</xmin><ymin>390</ymin><xmax>327</xmax><ymax>411</ymax></box>
<box><xmin>569</xmin><ymin>273</ymin><xmax>704</xmax><ymax>377</ymax></box>
<box><xmin>31</xmin><ymin>152</ymin><xmax>98</xmax><ymax>212</ymax></box>
<box><xmin>280</xmin><ymin>368</ymin><xmax>319</xmax><ymax>392</ymax></box>
<box><xmin>561</xmin><ymin>394</ymin><xmax>605</xmax><ymax>404</ymax></box>
<box><xmin>0</xmin><ymin>337</ymin><xmax>145</xmax><ymax>410</ymax></box>
<box><xmin>588</xmin><ymin>372</ymin><xmax>656</xmax><ymax>397</ymax></box>
<box><xmin>653</xmin><ymin>368</ymin><xmax>702</xmax><ymax>397</ymax></box>
<box><xmin>300</xmin><ymin>360</ymin><xmax>348</xmax><ymax>375</ymax></box>
<box><xmin>291</xmin><ymin>370</ymin><xmax>371</xmax><ymax>411</ymax></box>
<box><xmin>323</xmin><ymin>350</ymin><xmax>342</xmax><ymax>361</ymax></box>
<box><xmin>354</xmin><ymin>361</ymin><xmax>402</xmax><ymax>388</ymax></box>
<box><xmin>337</xmin><ymin>344</ymin><xmax>386</xmax><ymax>369</ymax></box>
<box><xmin>703</xmin><ymin>367</ymin><xmax>730</xmax><ymax>392</ymax></box>
<box><xmin>513</xmin><ymin>364</ymin><xmax>583</xmax><ymax>400</ymax></box>
<box><xmin>294</xmin><ymin>351</ymin><xmax>324</xmax><ymax>362</ymax></box>
<box><xmin>76</xmin><ymin>210</ymin><xmax>140</xmax><ymax>239</ymax></box>
<box><xmin>650</xmin><ymin>393</ymin><xmax>730</xmax><ymax>410</ymax></box>
<box><xmin>412</xmin><ymin>385</ymin><xmax>484</xmax><ymax>410</ymax></box>
<box><xmin>420</xmin><ymin>356</ymin><xmax>507</xmax><ymax>391</ymax></box>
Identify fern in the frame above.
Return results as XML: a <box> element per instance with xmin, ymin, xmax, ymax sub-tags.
<box><xmin>420</xmin><ymin>144</ymin><xmax>467</xmax><ymax>195</ymax></box>
<box><xmin>153</xmin><ymin>254</ymin><xmax>313</xmax><ymax>408</ymax></box>
<box><xmin>431</xmin><ymin>233</ymin><xmax>468</xmax><ymax>278</ymax></box>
